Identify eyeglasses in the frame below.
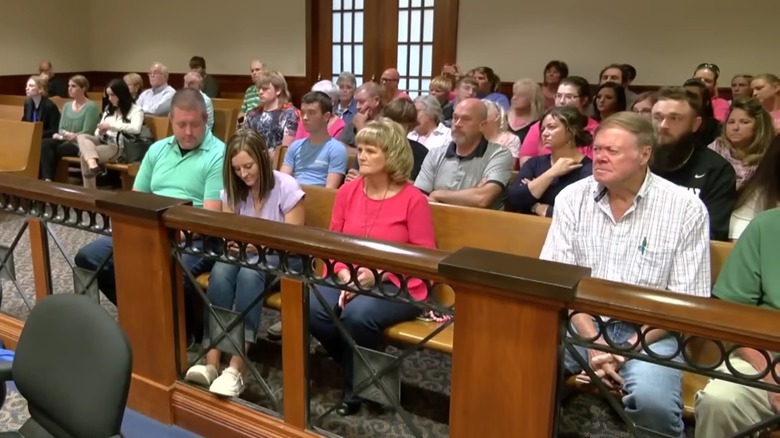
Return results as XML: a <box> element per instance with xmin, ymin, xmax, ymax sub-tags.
<box><xmin>381</xmin><ymin>78</ymin><xmax>399</xmax><ymax>83</ymax></box>
<box><xmin>148</xmin><ymin>71</ymin><xmax>164</xmax><ymax>77</ymax></box>
<box><xmin>555</xmin><ymin>93</ymin><xmax>580</xmax><ymax>100</ymax></box>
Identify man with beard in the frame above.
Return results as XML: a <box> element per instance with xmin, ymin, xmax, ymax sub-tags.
<box><xmin>650</xmin><ymin>87</ymin><xmax>736</xmax><ymax>241</ymax></box>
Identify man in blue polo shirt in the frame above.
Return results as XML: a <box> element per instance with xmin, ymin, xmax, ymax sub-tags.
<box><xmin>281</xmin><ymin>91</ymin><xmax>348</xmax><ymax>188</ymax></box>
<box><xmin>75</xmin><ymin>88</ymin><xmax>225</xmax><ymax>306</ymax></box>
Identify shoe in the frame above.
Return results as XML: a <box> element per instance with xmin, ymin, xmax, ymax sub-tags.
<box><xmin>84</xmin><ymin>165</ymin><xmax>106</xmax><ymax>178</ymax></box>
<box><xmin>209</xmin><ymin>367</ymin><xmax>245</xmax><ymax>397</ymax></box>
<box><xmin>336</xmin><ymin>401</ymin><xmax>361</xmax><ymax>416</ymax></box>
<box><xmin>185</xmin><ymin>364</ymin><xmax>218</xmax><ymax>387</ymax></box>
<box><xmin>267</xmin><ymin>321</ymin><xmax>282</xmax><ymax>340</ymax></box>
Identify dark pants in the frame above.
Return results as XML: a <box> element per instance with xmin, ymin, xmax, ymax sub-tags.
<box><xmin>308</xmin><ymin>284</ymin><xmax>418</xmax><ymax>403</ymax></box>
<box><xmin>40</xmin><ymin>138</ymin><xmax>79</xmax><ymax>180</ymax></box>
<box><xmin>74</xmin><ymin>236</ymin><xmax>215</xmax><ymax>336</ymax></box>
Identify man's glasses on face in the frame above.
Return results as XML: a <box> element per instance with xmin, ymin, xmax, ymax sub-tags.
<box><xmin>381</xmin><ymin>78</ymin><xmax>399</xmax><ymax>84</ymax></box>
<box><xmin>555</xmin><ymin>93</ymin><xmax>579</xmax><ymax>101</ymax></box>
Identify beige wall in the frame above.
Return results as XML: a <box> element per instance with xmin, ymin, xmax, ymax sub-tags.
<box><xmin>89</xmin><ymin>0</ymin><xmax>306</xmax><ymax>76</ymax></box>
<box><xmin>457</xmin><ymin>0</ymin><xmax>780</xmax><ymax>86</ymax></box>
<box><xmin>0</xmin><ymin>0</ymin><xmax>91</xmax><ymax>75</ymax></box>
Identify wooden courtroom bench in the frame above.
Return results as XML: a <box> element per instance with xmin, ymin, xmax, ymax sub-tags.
<box><xmin>0</xmin><ymin>95</ymin><xmax>27</xmax><ymax>106</ymax></box>
<box><xmin>213</xmin><ymin>107</ymin><xmax>238</xmax><ymax>142</ymax></box>
<box><xmin>0</xmin><ymin>104</ymin><xmax>23</xmax><ymax>121</ymax></box>
<box><xmin>56</xmin><ymin>116</ymin><xmax>171</xmax><ymax>190</ymax></box>
<box><xmin>192</xmin><ymin>184</ymin><xmax>736</xmax><ymax>421</ymax></box>
<box><xmin>0</xmin><ymin>120</ymin><xmax>43</xmax><ymax>178</ymax></box>
<box><xmin>211</xmin><ymin>98</ymin><xmax>243</xmax><ymax>111</ymax></box>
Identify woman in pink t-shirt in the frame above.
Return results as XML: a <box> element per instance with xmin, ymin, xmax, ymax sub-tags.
<box><xmin>518</xmin><ymin>76</ymin><xmax>598</xmax><ymax>168</ymax></box>
<box><xmin>308</xmin><ymin>118</ymin><xmax>436</xmax><ymax>416</ymax></box>
<box><xmin>293</xmin><ymin>80</ymin><xmax>346</xmax><ymax>140</ymax></box>
<box><xmin>693</xmin><ymin>63</ymin><xmax>730</xmax><ymax>122</ymax></box>
<box><xmin>541</xmin><ymin>60</ymin><xmax>568</xmax><ymax>110</ymax></box>
<box><xmin>751</xmin><ymin>73</ymin><xmax>780</xmax><ymax>133</ymax></box>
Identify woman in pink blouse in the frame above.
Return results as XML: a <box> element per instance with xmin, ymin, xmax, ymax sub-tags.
<box><xmin>693</xmin><ymin>63</ymin><xmax>730</xmax><ymax>122</ymax></box>
<box><xmin>708</xmin><ymin>98</ymin><xmax>775</xmax><ymax>189</ymax></box>
<box><xmin>518</xmin><ymin>76</ymin><xmax>599</xmax><ymax>168</ymax></box>
<box><xmin>308</xmin><ymin>118</ymin><xmax>436</xmax><ymax>416</ymax></box>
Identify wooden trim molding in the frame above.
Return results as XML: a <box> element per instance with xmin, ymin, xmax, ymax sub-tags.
<box><xmin>171</xmin><ymin>383</ymin><xmax>321</xmax><ymax>438</ymax></box>
<box><xmin>0</xmin><ymin>314</ymin><xmax>24</xmax><ymax>349</ymax></box>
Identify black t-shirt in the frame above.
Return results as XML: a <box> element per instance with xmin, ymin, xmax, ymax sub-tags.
<box><xmin>352</xmin><ymin>139</ymin><xmax>428</xmax><ymax>181</ymax></box>
<box><xmin>509</xmin><ymin>119</ymin><xmax>538</xmax><ymax>144</ymax></box>
<box><xmin>652</xmin><ymin>146</ymin><xmax>736</xmax><ymax>241</ymax></box>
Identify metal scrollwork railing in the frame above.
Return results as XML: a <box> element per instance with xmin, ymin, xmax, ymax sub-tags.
<box><xmin>560</xmin><ymin>311</ymin><xmax>780</xmax><ymax>438</ymax></box>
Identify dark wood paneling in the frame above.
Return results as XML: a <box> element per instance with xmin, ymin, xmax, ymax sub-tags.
<box><xmin>0</xmin><ymin>72</ymin><xmax>311</xmax><ymax>107</ymax></box>
<box><xmin>432</xmin><ymin>0</ymin><xmax>460</xmax><ymax>75</ymax></box>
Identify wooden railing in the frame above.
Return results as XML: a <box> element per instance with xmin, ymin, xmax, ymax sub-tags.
<box><xmin>0</xmin><ymin>175</ymin><xmax>777</xmax><ymax>437</ymax></box>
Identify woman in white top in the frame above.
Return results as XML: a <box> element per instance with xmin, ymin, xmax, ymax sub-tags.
<box><xmin>408</xmin><ymin>95</ymin><xmax>452</xmax><ymax>149</ymax></box>
<box><xmin>482</xmin><ymin>99</ymin><xmax>521</xmax><ymax>158</ymax></box>
<box><xmin>76</xmin><ymin>78</ymin><xmax>143</xmax><ymax>189</ymax></box>
<box><xmin>730</xmin><ymin>135</ymin><xmax>780</xmax><ymax>240</ymax></box>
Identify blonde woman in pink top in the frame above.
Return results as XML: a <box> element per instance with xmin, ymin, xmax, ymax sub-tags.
<box><xmin>707</xmin><ymin>98</ymin><xmax>775</xmax><ymax>189</ymax></box>
<box><xmin>508</xmin><ymin>79</ymin><xmax>545</xmax><ymax>145</ymax></box>
<box><xmin>751</xmin><ymin>73</ymin><xmax>780</xmax><ymax>133</ymax></box>
<box><xmin>693</xmin><ymin>63</ymin><xmax>730</xmax><ymax>122</ymax></box>
<box><xmin>518</xmin><ymin>76</ymin><xmax>598</xmax><ymax>168</ymax></box>
<box><xmin>482</xmin><ymin>99</ymin><xmax>521</xmax><ymax>158</ymax></box>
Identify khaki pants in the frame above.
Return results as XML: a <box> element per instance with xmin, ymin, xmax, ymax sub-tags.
<box><xmin>76</xmin><ymin>134</ymin><xmax>119</xmax><ymax>189</ymax></box>
<box><xmin>694</xmin><ymin>356</ymin><xmax>775</xmax><ymax>438</ymax></box>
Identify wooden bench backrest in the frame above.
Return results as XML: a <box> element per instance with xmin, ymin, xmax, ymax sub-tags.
<box><xmin>146</xmin><ymin>116</ymin><xmax>171</xmax><ymax>141</ymax></box>
<box><xmin>0</xmin><ymin>120</ymin><xmax>43</xmax><ymax>178</ymax></box>
<box><xmin>0</xmin><ymin>105</ymin><xmax>23</xmax><ymax>121</ymax></box>
<box><xmin>220</xmin><ymin>92</ymin><xmax>246</xmax><ymax>100</ymax></box>
<box><xmin>211</xmin><ymin>98</ymin><xmax>243</xmax><ymax>111</ymax></box>
<box><xmin>275</xmin><ymin>146</ymin><xmax>289</xmax><ymax>171</ymax></box>
<box><xmin>87</xmin><ymin>91</ymin><xmax>104</xmax><ymax>101</ymax></box>
<box><xmin>213</xmin><ymin>108</ymin><xmax>238</xmax><ymax>142</ymax></box>
<box><xmin>0</xmin><ymin>95</ymin><xmax>27</xmax><ymax>106</ymax></box>
<box><xmin>50</xmin><ymin>96</ymin><xmax>67</xmax><ymax>110</ymax></box>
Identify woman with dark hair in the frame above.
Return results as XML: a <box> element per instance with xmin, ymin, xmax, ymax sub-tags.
<box><xmin>630</xmin><ymin>91</ymin><xmax>657</xmax><ymax>117</ymax></box>
<box><xmin>693</xmin><ymin>62</ymin><xmax>729</xmax><ymax>122</ymax></box>
<box><xmin>507</xmin><ymin>106</ymin><xmax>593</xmax><ymax>217</ymax></box>
<box><xmin>518</xmin><ymin>75</ymin><xmax>598</xmax><ymax>167</ymax></box>
<box><xmin>593</xmin><ymin>82</ymin><xmax>627</xmax><ymax>121</ymax></box>
<box><xmin>684</xmin><ymin>78</ymin><xmax>722</xmax><ymax>146</ymax></box>
<box><xmin>708</xmin><ymin>98</ymin><xmax>774</xmax><ymax>189</ymax></box>
<box><xmin>730</xmin><ymin>135</ymin><xmax>780</xmax><ymax>239</ymax></box>
<box><xmin>468</xmin><ymin>66</ymin><xmax>509</xmax><ymax>109</ymax></box>
<box><xmin>542</xmin><ymin>60</ymin><xmax>569</xmax><ymax>109</ymax></box>
<box><xmin>76</xmin><ymin>79</ymin><xmax>143</xmax><ymax>189</ymax></box>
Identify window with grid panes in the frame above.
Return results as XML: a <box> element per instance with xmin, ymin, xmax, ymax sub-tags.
<box><xmin>331</xmin><ymin>0</ymin><xmax>365</xmax><ymax>86</ymax></box>
<box><xmin>397</xmin><ymin>0</ymin><xmax>434</xmax><ymax>99</ymax></box>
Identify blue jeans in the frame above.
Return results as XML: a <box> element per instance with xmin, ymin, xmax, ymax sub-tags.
<box><xmin>203</xmin><ymin>256</ymin><xmax>273</xmax><ymax>345</ymax></box>
<box><xmin>308</xmin><ymin>284</ymin><xmax>419</xmax><ymax>403</ymax></box>
<box><xmin>74</xmin><ymin>236</ymin><xmax>215</xmax><ymax>306</ymax></box>
<box><xmin>564</xmin><ymin>320</ymin><xmax>684</xmax><ymax>438</ymax></box>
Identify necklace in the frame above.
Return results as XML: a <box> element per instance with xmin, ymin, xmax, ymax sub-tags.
<box><xmin>363</xmin><ymin>182</ymin><xmax>389</xmax><ymax>238</ymax></box>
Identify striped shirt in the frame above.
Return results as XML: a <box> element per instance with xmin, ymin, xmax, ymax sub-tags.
<box><xmin>241</xmin><ymin>85</ymin><xmax>260</xmax><ymax>114</ymax></box>
<box><xmin>540</xmin><ymin>170</ymin><xmax>711</xmax><ymax>297</ymax></box>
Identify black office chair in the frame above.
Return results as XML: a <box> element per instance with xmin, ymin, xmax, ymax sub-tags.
<box><xmin>0</xmin><ymin>294</ymin><xmax>132</xmax><ymax>438</ymax></box>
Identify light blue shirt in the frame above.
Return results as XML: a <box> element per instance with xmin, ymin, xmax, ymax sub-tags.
<box><xmin>133</xmin><ymin>131</ymin><xmax>225</xmax><ymax>207</ymax></box>
<box><xmin>283</xmin><ymin>137</ymin><xmax>348</xmax><ymax>186</ymax></box>
<box><xmin>200</xmin><ymin>91</ymin><xmax>214</xmax><ymax>131</ymax></box>
<box><xmin>136</xmin><ymin>85</ymin><xmax>176</xmax><ymax>116</ymax></box>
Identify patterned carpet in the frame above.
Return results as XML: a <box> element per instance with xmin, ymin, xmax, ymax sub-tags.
<box><xmin>0</xmin><ymin>210</ymin><xmax>696</xmax><ymax>437</ymax></box>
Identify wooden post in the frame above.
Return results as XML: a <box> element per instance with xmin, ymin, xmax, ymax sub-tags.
<box><xmin>96</xmin><ymin>192</ymin><xmax>190</xmax><ymax>424</ymax></box>
<box><xmin>439</xmin><ymin>248</ymin><xmax>590</xmax><ymax>438</ymax></box>
<box><xmin>27</xmin><ymin>218</ymin><xmax>52</xmax><ymax>302</ymax></box>
<box><xmin>281</xmin><ymin>278</ymin><xmax>308</xmax><ymax>428</ymax></box>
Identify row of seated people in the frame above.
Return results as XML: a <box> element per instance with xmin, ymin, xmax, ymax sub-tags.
<box><xmin>66</xmin><ymin>88</ymin><xmax>777</xmax><ymax>437</ymax></box>
<box><xmin>20</xmin><ymin>64</ymin><xmax>217</xmax><ymax>185</ymax></box>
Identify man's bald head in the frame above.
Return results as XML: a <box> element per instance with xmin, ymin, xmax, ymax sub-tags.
<box><xmin>148</xmin><ymin>62</ymin><xmax>169</xmax><ymax>88</ymax></box>
<box><xmin>381</xmin><ymin>68</ymin><xmax>401</xmax><ymax>92</ymax></box>
<box><xmin>451</xmin><ymin>98</ymin><xmax>488</xmax><ymax>146</ymax></box>
<box><xmin>38</xmin><ymin>61</ymin><xmax>53</xmax><ymax>76</ymax></box>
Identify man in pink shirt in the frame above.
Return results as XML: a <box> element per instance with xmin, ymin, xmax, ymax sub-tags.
<box><xmin>381</xmin><ymin>68</ymin><xmax>410</xmax><ymax>101</ymax></box>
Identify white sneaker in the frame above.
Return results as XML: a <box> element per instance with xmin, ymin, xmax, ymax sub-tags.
<box><xmin>185</xmin><ymin>364</ymin><xmax>218</xmax><ymax>387</ymax></box>
<box><xmin>267</xmin><ymin>321</ymin><xmax>282</xmax><ymax>339</ymax></box>
<box><xmin>209</xmin><ymin>367</ymin><xmax>245</xmax><ymax>397</ymax></box>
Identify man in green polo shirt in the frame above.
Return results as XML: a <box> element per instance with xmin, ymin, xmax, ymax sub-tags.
<box><xmin>694</xmin><ymin>209</ymin><xmax>780</xmax><ymax>437</ymax></box>
<box><xmin>75</xmin><ymin>88</ymin><xmax>225</xmax><ymax>308</ymax></box>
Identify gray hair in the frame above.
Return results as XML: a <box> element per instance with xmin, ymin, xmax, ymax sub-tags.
<box><xmin>311</xmin><ymin>80</ymin><xmax>339</xmax><ymax>105</ymax></box>
<box><xmin>150</xmin><ymin>62</ymin><xmax>169</xmax><ymax>79</ymax></box>
<box><xmin>337</xmin><ymin>71</ymin><xmax>357</xmax><ymax>87</ymax></box>
<box><xmin>414</xmin><ymin>95</ymin><xmax>444</xmax><ymax>125</ymax></box>
<box><xmin>183</xmin><ymin>71</ymin><xmax>203</xmax><ymax>89</ymax></box>
<box><xmin>595</xmin><ymin>111</ymin><xmax>657</xmax><ymax>150</ymax></box>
